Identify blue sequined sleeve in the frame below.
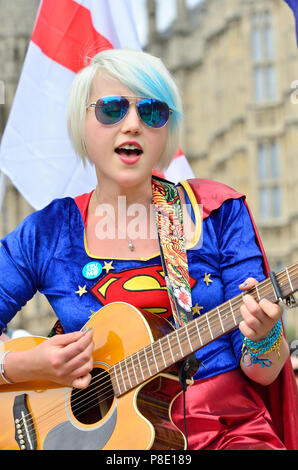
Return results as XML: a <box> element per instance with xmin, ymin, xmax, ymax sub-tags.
<box><xmin>0</xmin><ymin>199</ymin><xmax>67</xmax><ymax>333</ymax></box>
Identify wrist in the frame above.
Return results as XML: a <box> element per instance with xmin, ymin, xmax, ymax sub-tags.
<box><xmin>0</xmin><ymin>351</ymin><xmax>14</xmax><ymax>384</ymax></box>
<box><xmin>241</xmin><ymin>320</ymin><xmax>283</xmax><ymax>368</ymax></box>
<box><xmin>240</xmin><ymin>335</ymin><xmax>289</xmax><ymax>385</ymax></box>
<box><xmin>0</xmin><ymin>349</ymin><xmax>36</xmax><ymax>384</ymax></box>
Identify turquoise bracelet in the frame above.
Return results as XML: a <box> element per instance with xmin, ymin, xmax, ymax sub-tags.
<box><xmin>241</xmin><ymin>320</ymin><xmax>283</xmax><ymax>368</ymax></box>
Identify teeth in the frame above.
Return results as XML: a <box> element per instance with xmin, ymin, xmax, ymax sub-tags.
<box><xmin>118</xmin><ymin>144</ymin><xmax>140</xmax><ymax>151</ymax></box>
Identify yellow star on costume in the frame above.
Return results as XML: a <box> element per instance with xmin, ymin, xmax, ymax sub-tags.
<box><xmin>192</xmin><ymin>303</ymin><xmax>204</xmax><ymax>316</ymax></box>
<box><xmin>76</xmin><ymin>285</ymin><xmax>88</xmax><ymax>297</ymax></box>
<box><xmin>204</xmin><ymin>273</ymin><xmax>213</xmax><ymax>286</ymax></box>
<box><xmin>103</xmin><ymin>260</ymin><xmax>114</xmax><ymax>274</ymax></box>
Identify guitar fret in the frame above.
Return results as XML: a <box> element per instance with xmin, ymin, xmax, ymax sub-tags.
<box><xmin>158</xmin><ymin>338</ymin><xmax>167</xmax><ymax>368</ymax></box>
<box><xmin>124</xmin><ymin>358</ymin><xmax>133</xmax><ymax>389</ymax></box>
<box><xmin>286</xmin><ymin>267</ymin><xmax>294</xmax><ymax>291</ymax></box>
<box><xmin>151</xmin><ymin>343</ymin><xmax>159</xmax><ymax>372</ymax></box>
<box><xmin>130</xmin><ymin>355</ymin><xmax>138</xmax><ymax>386</ymax></box>
<box><xmin>118</xmin><ymin>362</ymin><xmax>127</xmax><ymax>394</ymax></box>
<box><xmin>185</xmin><ymin>325</ymin><xmax>194</xmax><ymax>351</ymax></box>
<box><xmin>205</xmin><ymin>313</ymin><xmax>214</xmax><ymax>339</ymax></box>
<box><xmin>137</xmin><ymin>351</ymin><xmax>145</xmax><ymax>381</ymax></box>
<box><xmin>170</xmin><ymin>331</ymin><xmax>182</xmax><ymax>361</ymax></box>
<box><xmin>229</xmin><ymin>300</ymin><xmax>237</xmax><ymax>325</ymax></box>
<box><xmin>112</xmin><ymin>366</ymin><xmax>121</xmax><ymax>396</ymax></box>
<box><xmin>167</xmin><ymin>334</ymin><xmax>175</xmax><ymax>363</ymax></box>
<box><xmin>144</xmin><ymin>347</ymin><xmax>152</xmax><ymax>376</ymax></box>
<box><xmin>195</xmin><ymin>319</ymin><xmax>203</xmax><ymax>346</ymax></box>
<box><xmin>217</xmin><ymin>307</ymin><xmax>225</xmax><ymax>332</ymax></box>
<box><xmin>176</xmin><ymin>329</ymin><xmax>184</xmax><ymax>357</ymax></box>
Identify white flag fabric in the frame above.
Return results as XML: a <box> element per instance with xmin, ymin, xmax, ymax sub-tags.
<box><xmin>0</xmin><ymin>0</ymin><xmax>193</xmax><ymax>210</ymax></box>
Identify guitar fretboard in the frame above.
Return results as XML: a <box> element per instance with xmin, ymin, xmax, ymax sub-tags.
<box><xmin>110</xmin><ymin>263</ymin><xmax>298</xmax><ymax>397</ymax></box>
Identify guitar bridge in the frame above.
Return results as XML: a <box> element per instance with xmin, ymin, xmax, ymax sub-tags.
<box><xmin>13</xmin><ymin>394</ymin><xmax>37</xmax><ymax>450</ymax></box>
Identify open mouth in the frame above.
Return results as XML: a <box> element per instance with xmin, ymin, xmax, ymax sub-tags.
<box><xmin>115</xmin><ymin>144</ymin><xmax>143</xmax><ymax>157</ymax></box>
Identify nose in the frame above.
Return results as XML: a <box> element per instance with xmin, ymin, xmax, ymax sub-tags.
<box><xmin>120</xmin><ymin>104</ymin><xmax>142</xmax><ymax>134</ymax></box>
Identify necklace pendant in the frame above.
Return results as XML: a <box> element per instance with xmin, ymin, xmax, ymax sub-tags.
<box><xmin>128</xmin><ymin>239</ymin><xmax>135</xmax><ymax>251</ymax></box>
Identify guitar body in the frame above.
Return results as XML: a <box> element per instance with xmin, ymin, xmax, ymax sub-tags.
<box><xmin>0</xmin><ymin>302</ymin><xmax>186</xmax><ymax>450</ymax></box>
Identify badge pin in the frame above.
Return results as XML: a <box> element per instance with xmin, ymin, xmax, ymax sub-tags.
<box><xmin>82</xmin><ymin>261</ymin><xmax>103</xmax><ymax>280</ymax></box>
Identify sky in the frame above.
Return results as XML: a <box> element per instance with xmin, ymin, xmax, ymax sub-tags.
<box><xmin>130</xmin><ymin>0</ymin><xmax>203</xmax><ymax>46</ymax></box>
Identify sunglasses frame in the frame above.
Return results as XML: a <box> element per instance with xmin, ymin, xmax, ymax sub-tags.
<box><xmin>87</xmin><ymin>95</ymin><xmax>173</xmax><ymax>129</ymax></box>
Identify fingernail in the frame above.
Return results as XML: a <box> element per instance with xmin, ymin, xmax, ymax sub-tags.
<box><xmin>81</xmin><ymin>327</ymin><xmax>93</xmax><ymax>332</ymax></box>
<box><xmin>241</xmin><ymin>282</ymin><xmax>248</xmax><ymax>287</ymax></box>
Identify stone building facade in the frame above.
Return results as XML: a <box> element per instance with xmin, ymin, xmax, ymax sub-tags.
<box><xmin>0</xmin><ymin>0</ymin><xmax>297</xmax><ymax>339</ymax></box>
<box><xmin>146</xmin><ymin>0</ymin><xmax>298</xmax><ymax>340</ymax></box>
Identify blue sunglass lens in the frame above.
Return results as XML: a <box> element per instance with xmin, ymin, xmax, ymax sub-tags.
<box><xmin>138</xmin><ymin>99</ymin><xmax>170</xmax><ymax>128</ymax></box>
<box><xmin>94</xmin><ymin>97</ymin><xmax>170</xmax><ymax>128</ymax></box>
<box><xmin>95</xmin><ymin>97</ymin><xmax>129</xmax><ymax>125</ymax></box>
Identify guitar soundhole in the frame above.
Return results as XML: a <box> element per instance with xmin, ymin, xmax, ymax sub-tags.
<box><xmin>70</xmin><ymin>367</ymin><xmax>114</xmax><ymax>425</ymax></box>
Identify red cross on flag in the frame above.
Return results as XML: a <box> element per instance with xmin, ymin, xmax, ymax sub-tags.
<box><xmin>0</xmin><ymin>0</ymin><xmax>193</xmax><ymax>210</ymax></box>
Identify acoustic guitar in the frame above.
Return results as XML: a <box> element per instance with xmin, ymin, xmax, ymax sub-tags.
<box><xmin>0</xmin><ymin>264</ymin><xmax>297</xmax><ymax>450</ymax></box>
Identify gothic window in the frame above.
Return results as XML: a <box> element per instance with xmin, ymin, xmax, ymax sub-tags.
<box><xmin>251</xmin><ymin>11</ymin><xmax>276</xmax><ymax>102</ymax></box>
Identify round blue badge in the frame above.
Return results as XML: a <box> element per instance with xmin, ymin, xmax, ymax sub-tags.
<box><xmin>82</xmin><ymin>261</ymin><xmax>102</xmax><ymax>280</ymax></box>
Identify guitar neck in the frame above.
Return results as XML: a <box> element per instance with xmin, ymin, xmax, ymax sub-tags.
<box><xmin>111</xmin><ymin>263</ymin><xmax>298</xmax><ymax>397</ymax></box>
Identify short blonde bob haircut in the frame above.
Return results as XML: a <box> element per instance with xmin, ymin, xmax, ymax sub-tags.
<box><xmin>67</xmin><ymin>48</ymin><xmax>184</xmax><ymax>171</ymax></box>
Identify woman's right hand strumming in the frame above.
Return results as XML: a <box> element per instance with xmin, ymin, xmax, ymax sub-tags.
<box><xmin>1</xmin><ymin>329</ymin><xmax>94</xmax><ymax>389</ymax></box>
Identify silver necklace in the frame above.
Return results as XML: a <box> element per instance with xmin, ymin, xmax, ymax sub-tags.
<box><xmin>94</xmin><ymin>189</ymin><xmax>135</xmax><ymax>252</ymax></box>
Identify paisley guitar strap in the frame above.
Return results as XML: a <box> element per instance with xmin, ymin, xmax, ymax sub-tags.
<box><xmin>151</xmin><ymin>176</ymin><xmax>193</xmax><ymax>328</ymax></box>
<box><xmin>152</xmin><ymin>177</ymin><xmax>200</xmax><ymax>451</ymax></box>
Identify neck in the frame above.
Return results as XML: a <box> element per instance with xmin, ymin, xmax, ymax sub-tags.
<box><xmin>91</xmin><ymin>176</ymin><xmax>157</xmax><ymax>249</ymax></box>
<box><xmin>95</xmin><ymin>177</ymin><xmax>153</xmax><ymax>213</ymax></box>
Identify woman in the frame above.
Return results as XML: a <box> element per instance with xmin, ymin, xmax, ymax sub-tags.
<box><xmin>0</xmin><ymin>49</ymin><xmax>296</xmax><ymax>450</ymax></box>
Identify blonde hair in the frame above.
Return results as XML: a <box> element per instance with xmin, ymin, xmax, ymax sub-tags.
<box><xmin>67</xmin><ymin>48</ymin><xmax>184</xmax><ymax>170</ymax></box>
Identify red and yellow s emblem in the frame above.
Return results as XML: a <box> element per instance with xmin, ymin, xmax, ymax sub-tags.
<box><xmin>90</xmin><ymin>265</ymin><xmax>196</xmax><ymax>319</ymax></box>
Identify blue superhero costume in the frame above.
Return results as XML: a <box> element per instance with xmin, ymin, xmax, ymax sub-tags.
<box><xmin>0</xmin><ymin>177</ymin><xmax>297</xmax><ymax>449</ymax></box>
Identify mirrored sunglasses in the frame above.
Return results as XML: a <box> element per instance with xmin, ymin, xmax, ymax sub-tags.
<box><xmin>87</xmin><ymin>95</ymin><xmax>173</xmax><ymax>129</ymax></box>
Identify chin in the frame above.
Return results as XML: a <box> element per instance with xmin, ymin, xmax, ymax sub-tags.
<box><xmin>116</xmin><ymin>169</ymin><xmax>153</xmax><ymax>187</ymax></box>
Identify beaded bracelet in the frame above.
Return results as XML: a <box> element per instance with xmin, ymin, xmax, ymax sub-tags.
<box><xmin>241</xmin><ymin>320</ymin><xmax>283</xmax><ymax>368</ymax></box>
<box><xmin>0</xmin><ymin>350</ymin><xmax>14</xmax><ymax>384</ymax></box>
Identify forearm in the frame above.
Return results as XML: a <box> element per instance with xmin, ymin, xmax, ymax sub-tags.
<box><xmin>240</xmin><ymin>335</ymin><xmax>289</xmax><ymax>386</ymax></box>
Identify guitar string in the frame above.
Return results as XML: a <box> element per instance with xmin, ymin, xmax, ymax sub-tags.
<box><xmin>13</xmin><ymin>265</ymin><xmax>297</xmax><ymax>440</ymax></box>
<box><xmin>13</xmin><ymin>266</ymin><xmax>297</xmax><ymax>440</ymax></box>
<box><xmin>11</xmin><ymin>264</ymin><xmax>296</xmax><ymax>440</ymax></box>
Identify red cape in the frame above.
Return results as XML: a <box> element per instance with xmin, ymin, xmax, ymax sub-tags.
<box><xmin>186</xmin><ymin>178</ymin><xmax>298</xmax><ymax>450</ymax></box>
